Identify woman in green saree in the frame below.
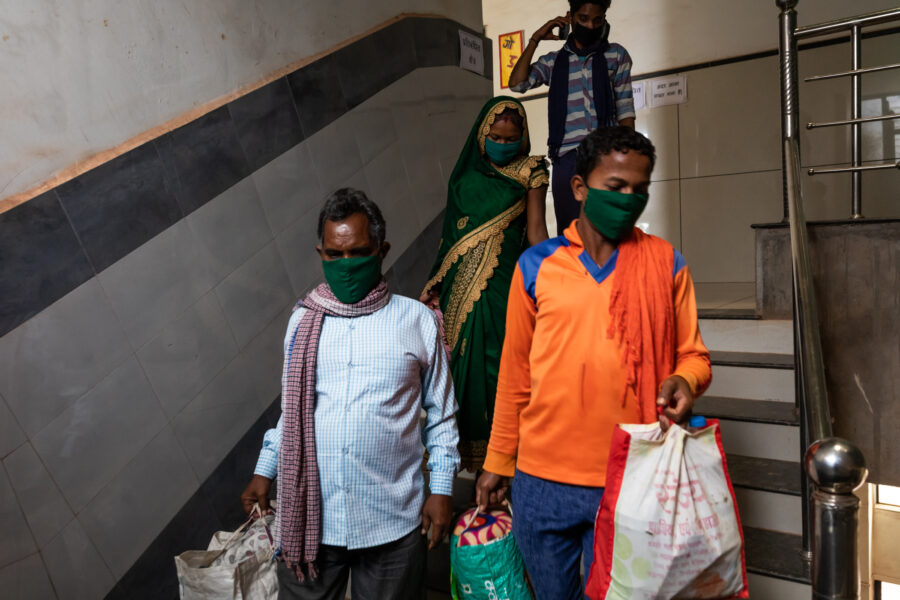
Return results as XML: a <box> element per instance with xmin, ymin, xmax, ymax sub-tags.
<box><xmin>420</xmin><ymin>96</ymin><xmax>549</xmax><ymax>470</ymax></box>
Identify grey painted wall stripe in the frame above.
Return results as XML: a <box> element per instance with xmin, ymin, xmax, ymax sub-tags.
<box><xmin>0</xmin><ymin>16</ymin><xmax>490</xmax><ymax>339</ymax></box>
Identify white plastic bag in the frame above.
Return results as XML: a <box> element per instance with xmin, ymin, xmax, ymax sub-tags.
<box><xmin>586</xmin><ymin>421</ymin><xmax>749</xmax><ymax>599</ymax></box>
<box><xmin>175</xmin><ymin>505</ymin><xmax>278</xmax><ymax>600</ymax></box>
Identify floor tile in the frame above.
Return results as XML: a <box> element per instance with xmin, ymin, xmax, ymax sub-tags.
<box><xmin>137</xmin><ymin>292</ymin><xmax>238</xmax><ymax>419</ymax></box>
<box><xmin>41</xmin><ymin>519</ymin><xmax>114</xmax><ymax>600</ymax></box>
<box><xmin>0</xmin><ymin>191</ymin><xmax>93</xmax><ymax>338</ymax></box>
<box><xmin>3</xmin><ymin>443</ymin><xmax>73</xmax><ymax>549</ymax></box>
<box><xmin>252</xmin><ymin>142</ymin><xmax>324</xmax><ymax>236</ymax></box>
<box><xmin>56</xmin><ymin>142</ymin><xmax>182</xmax><ymax>272</ymax></box>
<box><xmin>0</xmin><ymin>466</ymin><xmax>36</xmax><ymax>569</ymax></box>
<box><xmin>214</xmin><ymin>242</ymin><xmax>294</xmax><ymax>349</ymax></box>
<box><xmin>79</xmin><ymin>426</ymin><xmax>198</xmax><ymax>579</ymax></box>
<box><xmin>228</xmin><ymin>77</ymin><xmax>304</xmax><ymax>171</ymax></box>
<box><xmin>0</xmin><ymin>553</ymin><xmax>56</xmax><ymax>600</ymax></box>
<box><xmin>186</xmin><ymin>176</ymin><xmax>273</xmax><ymax>282</ymax></box>
<box><xmin>98</xmin><ymin>220</ymin><xmax>218</xmax><ymax>350</ymax></box>
<box><xmin>32</xmin><ymin>357</ymin><xmax>168</xmax><ymax>512</ymax></box>
<box><xmin>155</xmin><ymin>106</ymin><xmax>251</xmax><ymax>215</ymax></box>
<box><xmin>0</xmin><ymin>279</ymin><xmax>131</xmax><ymax>437</ymax></box>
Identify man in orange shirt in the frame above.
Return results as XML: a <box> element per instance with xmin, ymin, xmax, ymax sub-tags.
<box><xmin>475</xmin><ymin>126</ymin><xmax>711</xmax><ymax>598</ymax></box>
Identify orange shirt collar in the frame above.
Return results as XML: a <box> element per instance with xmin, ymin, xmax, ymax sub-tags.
<box><xmin>563</xmin><ymin>219</ymin><xmax>584</xmax><ymax>249</ymax></box>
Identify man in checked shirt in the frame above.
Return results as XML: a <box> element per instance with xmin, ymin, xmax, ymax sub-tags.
<box><xmin>241</xmin><ymin>188</ymin><xmax>460</xmax><ymax>600</ymax></box>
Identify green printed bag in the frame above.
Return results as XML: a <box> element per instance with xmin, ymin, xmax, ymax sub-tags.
<box><xmin>449</xmin><ymin>507</ymin><xmax>531</xmax><ymax>600</ymax></box>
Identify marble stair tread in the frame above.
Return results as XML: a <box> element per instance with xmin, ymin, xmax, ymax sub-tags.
<box><xmin>695</xmin><ymin>396</ymin><xmax>799</xmax><ymax>426</ymax></box>
<box><xmin>698</xmin><ymin>307</ymin><xmax>761</xmax><ymax>320</ymax></box>
<box><xmin>711</xmin><ymin>350</ymin><xmax>795</xmax><ymax>369</ymax></box>
<box><xmin>726</xmin><ymin>454</ymin><xmax>802</xmax><ymax>496</ymax></box>
<box><xmin>744</xmin><ymin>527</ymin><xmax>810</xmax><ymax>584</ymax></box>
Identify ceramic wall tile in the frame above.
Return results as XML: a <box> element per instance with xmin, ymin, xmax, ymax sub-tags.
<box><xmin>0</xmin><ymin>554</ymin><xmax>56</xmax><ymax>600</ymax></box>
<box><xmin>275</xmin><ymin>208</ymin><xmax>323</xmax><ymax>297</ymax></box>
<box><xmin>228</xmin><ymin>77</ymin><xmax>304</xmax><ymax>171</ymax></box>
<box><xmin>213</xmin><ymin>242</ymin><xmax>294</xmax><ymax>349</ymax></box>
<box><xmin>0</xmin><ymin>191</ymin><xmax>93</xmax><ymax>338</ymax></box>
<box><xmin>251</xmin><ymin>142</ymin><xmax>324</xmax><ymax>236</ymax></box>
<box><xmin>0</xmin><ymin>467</ymin><xmax>36</xmax><ymax>568</ymax></box>
<box><xmin>680</xmin><ymin>170</ymin><xmax>783</xmax><ymax>283</ymax></box>
<box><xmin>31</xmin><ymin>357</ymin><xmax>167</xmax><ymax>512</ymax></box>
<box><xmin>289</xmin><ymin>53</ymin><xmax>349</xmax><ymax>139</ymax></box>
<box><xmin>98</xmin><ymin>220</ymin><xmax>218</xmax><ymax>350</ymax></box>
<box><xmin>3</xmin><ymin>443</ymin><xmax>73</xmax><ymax>549</ymax></box>
<box><xmin>136</xmin><ymin>293</ymin><xmax>238</xmax><ymax>419</ymax></box>
<box><xmin>678</xmin><ymin>57</ymin><xmax>782</xmax><ymax>178</ymax></box>
<box><xmin>635</xmin><ymin>103</ymin><xmax>679</xmax><ymax>182</ymax></box>
<box><xmin>0</xmin><ymin>279</ymin><xmax>131</xmax><ymax>437</ymax></box>
<box><xmin>186</xmin><ymin>176</ymin><xmax>273</xmax><ymax>282</ymax></box>
<box><xmin>79</xmin><ymin>426</ymin><xmax>198</xmax><ymax>578</ymax></box>
<box><xmin>304</xmin><ymin>117</ymin><xmax>364</xmax><ymax>195</ymax></box>
<box><xmin>41</xmin><ymin>519</ymin><xmax>115</xmax><ymax>600</ymax></box>
<box><xmin>639</xmin><ymin>179</ymin><xmax>682</xmax><ymax>249</ymax></box>
<box><xmin>0</xmin><ymin>395</ymin><xmax>25</xmax><ymax>459</ymax></box>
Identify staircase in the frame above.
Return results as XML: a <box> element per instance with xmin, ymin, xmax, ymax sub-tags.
<box><xmin>697</xmin><ymin>311</ymin><xmax>811</xmax><ymax>599</ymax></box>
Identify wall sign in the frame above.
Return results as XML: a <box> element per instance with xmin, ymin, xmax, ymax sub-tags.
<box><xmin>632</xmin><ymin>80</ymin><xmax>646</xmax><ymax>111</ymax></box>
<box><xmin>498</xmin><ymin>30</ymin><xmax>524</xmax><ymax>89</ymax></box>
<box><xmin>459</xmin><ymin>30</ymin><xmax>484</xmax><ymax>75</ymax></box>
<box><xmin>649</xmin><ymin>75</ymin><xmax>687</xmax><ymax>108</ymax></box>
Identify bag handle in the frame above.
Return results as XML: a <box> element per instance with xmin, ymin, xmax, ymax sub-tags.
<box><xmin>219</xmin><ymin>503</ymin><xmax>270</xmax><ymax>550</ymax></box>
<box><xmin>455</xmin><ymin>499</ymin><xmax>512</xmax><ymax>547</ymax></box>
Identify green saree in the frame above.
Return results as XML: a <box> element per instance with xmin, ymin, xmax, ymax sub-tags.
<box><xmin>424</xmin><ymin>96</ymin><xmax>549</xmax><ymax>469</ymax></box>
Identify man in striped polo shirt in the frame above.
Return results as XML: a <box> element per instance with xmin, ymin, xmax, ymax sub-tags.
<box><xmin>508</xmin><ymin>0</ymin><xmax>635</xmax><ymax>235</ymax></box>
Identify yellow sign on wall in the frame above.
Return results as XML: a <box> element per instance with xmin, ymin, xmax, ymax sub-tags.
<box><xmin>498</xmin><ymin>30</ymin><xmax>524</xmax><ymax>89</ymax></box>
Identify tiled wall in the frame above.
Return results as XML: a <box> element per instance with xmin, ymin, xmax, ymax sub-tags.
<box><xmin>518</xmin><ymin>30</ymin><xmax>899</xmax><ymax>300</ymax></box>
<box><xmin>0</xmin><ymin>17</ymin><xmax>491</xmax><ymax>600</ymax></box>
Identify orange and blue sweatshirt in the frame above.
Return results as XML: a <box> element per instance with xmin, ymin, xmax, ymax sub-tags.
<box><xmin>483</xmin><ymin>221</ymin><xmax>712</xmax><ymax>486</ymax></box>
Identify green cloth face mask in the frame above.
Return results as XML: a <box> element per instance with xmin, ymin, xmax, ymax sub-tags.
<box><xmin>321</xmin><ymin>254</ymin><xmax>383</xmax><ymax>304</ymax></box>
<box><xmin>484</xmin><ymin>138</ymin><xmax>521</xmax><ymax>166</ymax></box>
<box><xmin>583</xmin><ymin>188</ymin><xmax>649</xmax><ymax>241</ymax></box>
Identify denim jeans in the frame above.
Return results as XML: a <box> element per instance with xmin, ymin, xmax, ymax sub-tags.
<box><xmin>511</xmin><ymin>469</ymin><xmax>604</xmax><ymax>600</ymax></box>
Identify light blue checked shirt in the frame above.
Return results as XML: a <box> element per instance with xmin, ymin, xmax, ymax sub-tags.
<box><xmin>254</xmin><ymin>294</ymin><xmax>460</xmax><ymax>549</ymax></box>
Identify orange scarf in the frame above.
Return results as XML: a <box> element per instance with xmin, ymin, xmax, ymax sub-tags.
<box><xmin>606</xmin><ymin>228</ymin><xmax>675</xmax><ymax>422</ymax></box>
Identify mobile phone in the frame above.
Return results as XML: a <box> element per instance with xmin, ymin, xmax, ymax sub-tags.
<box><xmin>556</xmin><ymin>23</ymin><xmax>570</xmax><ymax>39</ymax></box>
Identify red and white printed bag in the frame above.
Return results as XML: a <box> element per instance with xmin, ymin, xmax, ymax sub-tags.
<box><xmin>586</xmin><ymin>421</ymin><xmax>749</xmax><ymax>599</ymax></box>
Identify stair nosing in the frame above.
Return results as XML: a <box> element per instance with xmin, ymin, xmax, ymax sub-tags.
<box><xmin>743</xmin><ymin>526</ymin><xmax>811</xmax><ymax>584</ymax></box>
<box><xmin>711</xmin><ymin>350</ymin><xmax>794</xmax><ymax>370</ymax></box>
<box><xmin>725</xmin><ymin>454</ymin><xmax>802</xmax><ymax>497</ymax></box>
<box><xmin>695</xmin><ymin>396</ymin><xmax>799</xmax><ymax>426</ymax></box>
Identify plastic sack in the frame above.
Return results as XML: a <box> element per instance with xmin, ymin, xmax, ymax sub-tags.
<box><xmin>449</xmin><ymin>506</ymin><xmax>532</xmax><ymax>600</ymax></box>
<box><xmin>586</xmin><ymin>421</ymin><xmax>749</xmax><ymax>599</ymax></box>
<box><xmin>175</xmin><ymin>504</ymin><xmax>278</xmax><ymax>600</ymax></box>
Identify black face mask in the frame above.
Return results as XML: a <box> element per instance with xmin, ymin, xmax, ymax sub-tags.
<box><xmin>572</xmin><ymin>21</ymin><xmax>609</xmax><ymax>47</ymax></box>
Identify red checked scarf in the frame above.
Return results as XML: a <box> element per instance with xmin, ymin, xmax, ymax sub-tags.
<box><xmin>276</xmin><ymin>279</ymin><xmax>391</xmax><ymax>581</ymax></box>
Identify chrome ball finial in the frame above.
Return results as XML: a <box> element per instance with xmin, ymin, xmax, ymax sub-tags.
<box><xmin>776</xmin><ymin>0</ymin><xmax>798</xmax><ymax>9</ymax></box>
<box><xmin>805</xmin><ymin>437</ymin><xmax>868</xmax><ymax>494</ymax></box>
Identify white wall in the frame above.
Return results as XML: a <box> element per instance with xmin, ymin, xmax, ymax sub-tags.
<box><xmin>0</xmin><ymin>0</ymin><xmax>482</xmax><ymax>205</ymax></box>
<box><xmin>483</xmin><ymin>0</ymin><xmax>899</xmax><ymax>96</ymax></box>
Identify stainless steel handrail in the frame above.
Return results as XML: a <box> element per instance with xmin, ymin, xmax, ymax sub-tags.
<box><xmin>809</xmin><ymin>161</ymin><xmax>900</xmax><ymax>175</ymax></box>
<box><xmin>807</xmin><ymin>113</ymin><xmax>900</xmax><ymax>129</ymax></box>
<box><xmin>794</xmin><ymin>6</ymin><xmax>900</xmax><ymax>38</ymax></box>
<box><xmin>805</xmin><ymin>62</ymin><xmax>900</xmax><ymax>81</ymax></box>
<box><xmin>777</xmin><ymin>2</ymin><xmax>869</xmax><ymax>598</ymax></box>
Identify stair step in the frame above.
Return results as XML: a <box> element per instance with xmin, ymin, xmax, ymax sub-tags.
<box><xmin>707</xmin><ymin>365</ymin><xmax>795</xmax><ymax>403</ymax></box>
<box><xmin>744</xmin><ymin>527</ymin><xmax>810</xmax><ymax>584</ymax></box>
<box><xmin>696</xmin><ymin>397</ymin><xmax>798</xmax><ymax>426</ymax></box>
<box><xmin>698</xmin><ymin>307</ymin><xmax>760</xmax><ymax>320</ymax></box>
<box><xmin>711</xmin><ymin>351</ymin><xmax>794</xmax><ymax>370</ymax></box>
<box><xmin>726</xmin><ymin>455</ymin><xmax>802</xmax><ymax>496</ymax></box>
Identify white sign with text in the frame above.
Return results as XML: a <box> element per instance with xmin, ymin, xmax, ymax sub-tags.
<box><xmin>649</xmin><ymin>75</ymin><xmax>687</xmax><ymax>108</ymax></box>
<box><xmin>632</xmin><ymin>80</ymin><xmax>646</xmax><ymax>111</ymax></box>
<box><xmin>459</xmin><ymin>30</ymin><xmax>484</xmax><ymax>75</ymax></box>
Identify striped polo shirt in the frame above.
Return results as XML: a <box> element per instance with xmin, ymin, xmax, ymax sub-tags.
<box><xmin>511</xmin><ymin>43</ymin><xmax>635</xmax><ymax>157</ymax></box>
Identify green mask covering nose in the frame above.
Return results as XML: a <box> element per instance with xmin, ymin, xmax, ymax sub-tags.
<box><xmin>321</xmin><ymin>254</ymin><xmax>383</xmax><ymax>304</ymax></box>
<box><xmin>484</xmin><ymin>138</ymin><xmax>522</xmax><ymax>166</ymax></box>
<box><xmin>582</xmin><ymin>188</ymin><xmax>649</xmax><ymax>242</ymax></box>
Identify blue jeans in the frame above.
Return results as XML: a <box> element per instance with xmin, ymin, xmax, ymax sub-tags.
<box><xmin>511</xmin><ymin>469</ymin><xmax>604</xmax><ymax>600</ymax></box>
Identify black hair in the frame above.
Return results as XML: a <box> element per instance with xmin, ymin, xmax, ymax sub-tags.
<box><xmin>317</xmin><ymin>188</ymin><xmax>386</xmax><ymax>246</ymax></box>
<box><xmin>574</xmin><ymin>126</ymin><xmax>656</xmax><ymax>179</ymax></box>
<box><xmin>494</xmin><ymin>107</ymin><xmax>524</xmax><ymax>131</ymax></box>
<box><xmin>569</xmin><ymin>0</ymin><xmax>612</xmax><ymax>12</ymax></box>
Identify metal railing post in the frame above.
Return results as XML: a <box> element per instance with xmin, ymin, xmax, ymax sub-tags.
<box><xmin>850</xmin><ymin>25</ymin><xmax>863</xmax><ymax>219</ymax></box>
<box><xmin>806</xmin><ymin>439</ymin><xmax>868</xmax><ymax>600</ymax></box>
<box><xmin>778</xmin><ymin>0</ymin><xmax>799</xmax><ymax>222</ymax></box>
